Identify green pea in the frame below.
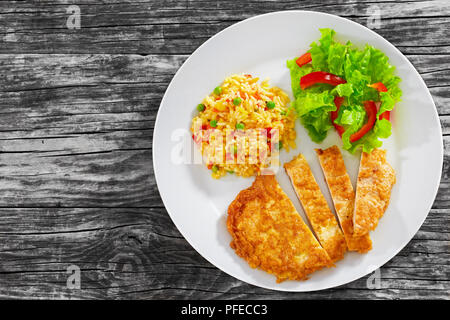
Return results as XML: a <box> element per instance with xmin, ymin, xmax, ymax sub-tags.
<box><xmin>212</xmin><ymin>165</ymin><xmax>219</xmax><ymax>173</ymax></box>
<box><xmin>266</xmin><ymin>101</ymin><xmax>276</xmax><ymax>109</ymax></box>
<box><xmin>235</xmin><ymin>123</ymin><xmax>245</xmax><ymax>130</ymax></box>
<box><xmin>197</xmin><ymin>103</ymin><xmax>205</xmax><ymax>112</ymax></box>
<box><xmin>210</xmin><ymin>119</ymin><xmax>217</xmax><ymax>128</ymax></box>
<box><xmin>276</xmin><ymin>141</ymin><xmax>283</xmax><ymax>150</ymax></box>
<box><xmin>227</xmin><ymin>170</ymin><xmax>234</xmax><ymax>174</ymax></box>
<box><xmin>214</xmin><ymin>86</ymin><xmax>222</xmax><ymax>95</ymax></box>
<box><xmin>233</xmin><ymin>97</ymin><xmax>242</xmax><ymax>106</ymax></box>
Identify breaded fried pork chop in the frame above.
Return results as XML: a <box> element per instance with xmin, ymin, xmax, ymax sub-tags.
<box><xmin>316</xmin><ymin>146</ymin><xmax>372</xmax><ymax>253</ymax></box>
<box><xmin>353</xmin><ymin>149</ymin><xmax>396</xmax><ymax>236</ymax></box>
<box><xmin>227</xmin><ymin>174</ymin><xmax>332</xmax><ymax>283</ymax></box>
<box><xmin>284</xmin><ymin>154</ymin><xmax>347</xmax><ymax>262</ymax></box>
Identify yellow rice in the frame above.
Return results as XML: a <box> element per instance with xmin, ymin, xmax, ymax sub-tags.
<box><xmin>191</xmin><ymin>74</ymin><xmax>296</xmax><ymax>178</ymax></box>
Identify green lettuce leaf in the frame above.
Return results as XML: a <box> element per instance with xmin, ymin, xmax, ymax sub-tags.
<box><xmin>309</xmin><ymin>28</ymin><xmax>335</xmax><ymax>72</ymax></box>
<box><xmin>294</xmin><ymin>91</ymin><xmax>335</xmax><ymax>116</ymax></box>
<box><xmin>287</xmin><ymin>58</ymin><xmax>312</xmax><ymax>99</ymax></box>
<box><xmin>287</xmin><ymin>55</ymin><xmax>336</xmax><ymax>143</ymax></box>
<box><xmin>335</xmin><ymin>104</ymin><xmax>392</xmax><ymax>153</ymax></box>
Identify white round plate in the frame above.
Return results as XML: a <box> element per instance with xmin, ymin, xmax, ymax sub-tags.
<box><xmin>153</xmin><ymin>11</ymin><xmax>443</xmax><ymax>291</ymax></box>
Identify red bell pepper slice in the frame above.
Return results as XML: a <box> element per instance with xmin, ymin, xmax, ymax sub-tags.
<box><xmin>349</xmin><ymin>101</ymin><xmax>377</xmax><ymax>143</ymax></box>
<box><xmin>330</xmin><ymin>96</ymin><xmax>345</xmax><ymax>137</ymax></box>
<box><xmin>379</xmin><ymin>110</ymin><xmax>390</xmax><ymax>121</ymax></box>
<box><xmin>369</xmin><ymin>82</ymin><xmax>391</xmax><ymax>121</ymax></box>
<box><xmin>296</xmin><ymin>52</ymin><xmax>312</xmax><ymax>68</ymax></box>
<box><xmin>300</xmin><ymin>71</ymin><xmax>347</xmax><ymax>90</ymax></box>
<box><xmin>368</xmin><ymin>82</ymin><xmax>388</xmax><ymax>92</ymax></box>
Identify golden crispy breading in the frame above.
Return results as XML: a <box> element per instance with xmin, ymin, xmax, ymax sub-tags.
<box><xmin>316</xmin><ymin>146</ymin><xmax>372</xmax><ymax>253</ymax></box>
<box><xmin>353</xmin><ymin>149</ymin><xmax>396</xmax><ymax>236</ymax></box>
<box><xmin>284</xmin><ymin>154</ymin><xmax>347</xmax><ymax>262</ymax></box>
<box><xmin>227</xmin><ymin>174</ymin><xmax>332</xmax><ymax>283</ymax></box>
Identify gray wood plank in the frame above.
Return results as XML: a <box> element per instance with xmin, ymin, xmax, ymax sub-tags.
<box><xmin>0</xmin><ymin>208</ymin><xmax>448</xmax><ymax>299</ymax></box>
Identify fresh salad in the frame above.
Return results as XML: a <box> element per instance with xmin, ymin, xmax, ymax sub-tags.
<box><xmin>287</xmin><ymin>28</ymin><xmax>402</xmax><ymax>153</ymax></box>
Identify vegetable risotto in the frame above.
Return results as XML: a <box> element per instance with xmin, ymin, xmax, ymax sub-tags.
<box><xmin>191</xmin><ymin>74</ymin><xmax>296</xmax><ymax>178</ymax></box>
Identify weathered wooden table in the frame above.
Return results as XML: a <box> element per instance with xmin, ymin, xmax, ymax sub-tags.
<box><xmin>0</xmin><ymin>0</ymin><xmax>448</xmax><ymax>299</ymax></box>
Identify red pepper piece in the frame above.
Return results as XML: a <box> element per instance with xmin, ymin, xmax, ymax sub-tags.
<box><xmin>349</xmin><ymin>101</ymin><xmax>377</xmax><ymax>143</ymax></box>
<box><xmin>296</xmin><ymin>52</ymin><xmax>312</xmax><ymax>68</ymax></box>
<box><xmin>331</xmin><ymin>96</ymin><xmax>345</xmax><ymax>137</ymax></box>
<box><xmin>379</xmin><ymin>110</ymin><xmax>390</xmax><ymax>121</ymax></box>
<box><xmin>369</xmin><ymin>82</ymin><xmax>391</xmax><ymax>121</ymax></box>
<box><xmin>300</xmin><ymin>71</ymin><xmax>347</xmax><ymax>90</ymax></box>
<box><xmin>368</xmin><ymin>82</ymin><xmax>388</xmax><ymax>92</ymax></box>
<box><xmin>192</xmin><ymin>133</ymin><xmax>202</xmax><ymax>144</ymax></box>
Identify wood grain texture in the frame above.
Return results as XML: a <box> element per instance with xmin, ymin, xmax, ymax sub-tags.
<box><xmin>1</xmin><ymin>0</ymin><xmax>450</xmax><ymax>54</ymax></box>
<box><xmin>0</xmin><ymin>207</ymin><xmax>448</xmax><ymax>299</ymax></box>
<box><xmin>0</xmin><ymin>0</ymin><xmax>448</xmax><ymax>300</ymax></box>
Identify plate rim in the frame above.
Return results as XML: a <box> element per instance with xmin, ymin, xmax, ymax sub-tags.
<box><xmin>152</xmin><ymin>10</ymin><xmax>444</xmax><ymax>292</ymax></box>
